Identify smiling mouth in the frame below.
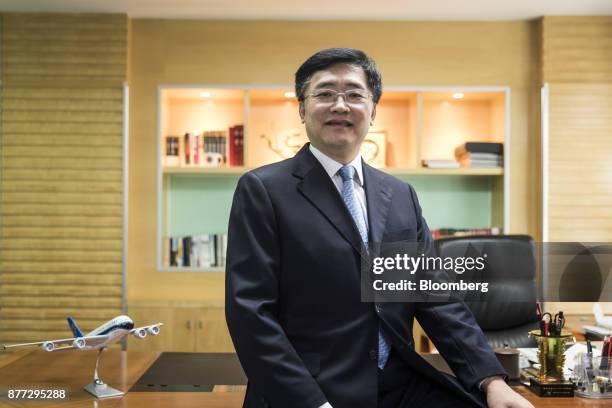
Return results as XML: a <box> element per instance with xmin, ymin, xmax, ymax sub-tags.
<box><xmin>325</xmin><ymin>120</ymin><xmax>353</xmax><ymax>127</ymax></box>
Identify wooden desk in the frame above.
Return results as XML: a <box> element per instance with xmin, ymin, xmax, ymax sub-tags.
<box><xmin>0</xmin><ymin>350</ymin><xmax>609</xmax><ymax>407</ymax></box>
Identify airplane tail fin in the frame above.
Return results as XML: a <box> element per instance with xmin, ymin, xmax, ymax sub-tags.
<box><xmin>67</xmin><ymin>317</ymin><xmax>84</xmax><ymax>337</ymax></box>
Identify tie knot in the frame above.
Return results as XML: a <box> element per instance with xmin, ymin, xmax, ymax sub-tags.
<box><xmin>338</xmin><ymin>165</ymin><xmax>355</xmax><ymax>182</ymax></box>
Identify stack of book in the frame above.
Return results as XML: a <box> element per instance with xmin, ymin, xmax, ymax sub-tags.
<box><xmin>421</xmin><ymin>159</ymin><xmax>460</xmax><ymax>169</ymax></box>
<box><xmin>167</xmin><ymin>233</ymin><xmax>227</xmax><ymax>269</ymax></box>
<box><xmin>201</xmin><ymin>130</ymin><xmax>228</xmax><ymax>166</ymax></box>
<box><xmin>454</xmin><ymin>142</ymin><xmax>503</xmax><ymax>168</ymax></box>
<box><xmin>431</xmin><ymin>227</ymin><xmax>500</xmax><ymax>240</ymax></box>
<box><xmin>163</xmin><ymin>124</ymin><xmax>244</xmax><ymax>168</ymax></box>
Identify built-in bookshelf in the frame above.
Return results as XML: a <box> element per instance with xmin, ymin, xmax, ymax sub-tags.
<box><xmin>158</xmin><ymin>86</ymin><xmax>509</xmax><ymax>272</ymax></box>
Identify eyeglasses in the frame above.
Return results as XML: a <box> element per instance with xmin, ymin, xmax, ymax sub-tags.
<box><xmin>306</xmin><ymin>89</ymin><xmax>372</xmax><ymax>105</ymax></box>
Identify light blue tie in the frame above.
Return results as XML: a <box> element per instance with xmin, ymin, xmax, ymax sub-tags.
<box><xmin>338</xmin><ymin>165</ymin><xmax>390</xmax><ymax>369</ymax></box>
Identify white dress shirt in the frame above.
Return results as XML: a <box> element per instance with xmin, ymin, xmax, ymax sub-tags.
<box><xmin>309</xmin><ymin>144</ymin><xmax>369</xmax><ymax>230</ymax></box>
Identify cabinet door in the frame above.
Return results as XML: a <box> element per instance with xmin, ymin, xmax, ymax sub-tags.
<box><xmin>195</xmin><ymin>307</ymin><xmax>235</xmax><ymax>352</ymax></box>
<box><xmin>127</xmin><ymin>307</ymin><xmax>197</xmax><ymax>352</ymax></box>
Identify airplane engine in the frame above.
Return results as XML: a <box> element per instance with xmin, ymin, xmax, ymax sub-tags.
<box><xmin>72</xmin><ymin>337</ymin><xmax>86</xmax><ymax>349</ymax></box>
<box><xmin>132</xmin><ymin>328</ymin><xmax>147</xmax><ymax>339</ymax></box>
<box><xmin>147</xmin><ymin>326</ymin><xmax>160</xmax><ymax>335</ymax></box>
<box><xmin>41</xmin><ymin>342</ymin><xmax>54</xmax><ymax>352</ymax></box>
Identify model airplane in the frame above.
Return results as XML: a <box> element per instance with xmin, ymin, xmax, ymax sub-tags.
<box><xmin>2</xmin><ymin>315</ymin><xmax>163</xmax><ymax>352</ymax></box>
<box><xmin>1</xmin><ymin>315</ymin><xmax>163</xmax><ymax>399</ymax></box>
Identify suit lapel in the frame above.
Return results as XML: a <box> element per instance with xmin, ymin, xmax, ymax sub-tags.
<box><xmin>362</xmin><ymin>161</ymin><xmax>392</xmax><ymax>245</ymax></box>
<box><xmin>293</xmin><ymin>145</ymin><xmax>363</xmax><ymax>255</ymax></box>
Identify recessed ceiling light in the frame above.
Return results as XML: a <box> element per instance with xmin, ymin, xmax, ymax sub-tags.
<box><xmin>452</xmin><ymin>92</ymin><xmax>464</xmax><ymax>99</ymax></box>
<box><xmin>199</xmin><ymin>91</ymin><xmax>211</xmax><ymax>98</ymax></box>
<box><xmin>284</xmin><ymin>91</ymin><xmax>296</xmax><ymax>98</ymax></box>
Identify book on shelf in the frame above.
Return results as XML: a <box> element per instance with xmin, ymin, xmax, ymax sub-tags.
<box><xmin>168</xmin><ymin>233</ymin><xmax>227</xmax><ymax>269</ymax></box>
<box><xmin>457</xmin><ymin>156</ymin><xmax>503</xmax><ymax>168</ymax></box>
<box><xmin>180</xmin><ymin>133</ymin><xmax>201</xmax><ymax>166</ymax></box>
<box><xmin>421</xmin><ymin>159</ymin><xmax>460</xmax><ymax>169</ymax></box>
<box><xmin>228</xmin><ymin>127</ymin><xmax>236</xmax><ymax>166</ymax></box>
<box><xmin>192</xmin><ymin>133</ymin><xmax>200</xmax><ymax>165</ymax></box>
<box><xmin>431</xmin><ymin>227</ymin><xmax>500</xmax><ymax>240</ymax></box>
<box><xmin>164</xmin><ymin>128</ymin><xmax>245</xmax><ymax>169</ymax></box>
<box><xmin>183</xmin><ymin>133</ymin><xmax>191</xmax><ymax>166</ymax></box>
<box><xmin>455</xmin><ymin>143</ymin><xmax>503</xmax><ymax>169</ymax></box>
<box><xmin>454</xmin><ymin>142</ymin><xmax>503</xmax><ymax>157</ymax></box>
<box><xmin>169</xmin><ymin>236</ymin><xmax>178</xmax><ymax>266</ymax></box>
<box><xmin>164</xmin><ymin>136</ymin><xmax>180</xmax><ymax>167</ymax></box>
<box><xmin>182</xmin><ymin>236</ymin><xmax>193</xmax><ymax>266</ymax></box>
<box><xmin>228</xmin><ymin>124</ymin><xmax>244</xmax><ymax>167</ymax></box>
<box><xmin>201</xmin><ymin>130</ymin><xmax>227</xmax><ymax>167</ymax></box>
<box><xmin>457</xmin><ymin>152</ymin><xmax>501</xmax><ymax>161</ymax></box>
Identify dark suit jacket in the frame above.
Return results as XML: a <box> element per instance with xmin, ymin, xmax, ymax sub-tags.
<box><xmin>225</xmin><ymin>144</ymin><xmax>505</xmax><ymax>408</ymax></box>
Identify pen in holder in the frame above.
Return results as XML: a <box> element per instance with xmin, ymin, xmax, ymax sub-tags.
<box><xmin>572</xmin><ymin>356</ymin><xmax>612</xmax><ymax>399</ymax></box>
<box><xmin>528</xmin><ymin>329</ymin><xmax>573</xmax><ymax>383</ymax></box>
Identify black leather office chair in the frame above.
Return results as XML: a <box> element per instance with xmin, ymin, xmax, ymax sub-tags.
<box><xmin>435</xmin><ymin>235</ymin><xmax>538</xmax><ymax>348</ymax></box>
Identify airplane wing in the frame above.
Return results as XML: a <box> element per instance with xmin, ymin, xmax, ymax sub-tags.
<box><xmin>2</xmin><ymin>338</ymin><xmax>76</xmax><ymax>349</ymax></box>
<box><xmin>2</xmin><ymin>335</ymin><xmax>109</xmax><ymax>351</ymax></box>
<box><xmin>130</xmin><ymin>323</ymin><xmax>163</xmax><ymax>338</ymax></box>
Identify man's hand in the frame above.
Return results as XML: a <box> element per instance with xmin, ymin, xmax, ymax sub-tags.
<box><xmin>484</xmin><ymin>378</ymin><xmax>534</xmax><ymax>408</ymax></box>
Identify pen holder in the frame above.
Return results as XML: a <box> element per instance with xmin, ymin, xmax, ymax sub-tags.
<box><xmin>528</xmin><ymin>330</ymin><xmax>573</xmax><ymax>383</ymax></box>
<box><xmin>572</xmin><ymin>356</ymin><xmax>612</xmax><ymax>399</ymax></box>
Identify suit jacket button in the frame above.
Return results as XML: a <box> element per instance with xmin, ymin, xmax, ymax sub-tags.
<box><xmin>369</xmin><ymin>349</ymin><xmax>377</xmax><ymax>360</ymax></box>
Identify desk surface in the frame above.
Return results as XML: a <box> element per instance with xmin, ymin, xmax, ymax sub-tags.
<box><xmin>0</xmin><ymin>350</ymin><xmax>609</xmax><ymax>408</ymax></box>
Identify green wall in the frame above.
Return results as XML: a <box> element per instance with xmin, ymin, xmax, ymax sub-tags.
<box><xmin>167</xmin><ymin>174</ymin><xmax>495</xmax><ymax>237</ymax></box>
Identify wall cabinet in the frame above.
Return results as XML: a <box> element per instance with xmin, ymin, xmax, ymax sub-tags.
<box><xmin>127</xmin><ymin>305</ymin><xmax>234</xmax><ymax>352</ymax></box>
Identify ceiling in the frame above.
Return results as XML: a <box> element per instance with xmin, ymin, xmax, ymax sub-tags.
<box><xmin>1</xmin><ymin>0</ymin><xmax>611</xmax><ymax>20</ymax></box>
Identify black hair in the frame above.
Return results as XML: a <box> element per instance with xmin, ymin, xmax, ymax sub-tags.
<box><xmin>295</xmin><ymin>48</ymin><xmax>382</xmax><ymax>104</ymax></box>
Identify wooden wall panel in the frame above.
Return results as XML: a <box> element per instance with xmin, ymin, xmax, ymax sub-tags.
<box><xmin>542</xmin><ymin>16</ymin><xmax>612</xmax><ymax>314</ymax></box>
<box><xmin>543</xmin><ymin>16</ymin><xmax>612</xmax><ymax>243</ymax></box>
<box><xmin>0</xmin><ymin>13</ymin><xmax>127</xmax><ymax>345</ymax></box>
<box><xmin>128</xmin><ymin>19</ymin><xmax>539</xmax><ymax>303</ymax></box>
<box><xmin>548</xmin><ymin>83</ymin><xmax>612</xmax><ymax>242</ymax></box>
<box><xmin>542</xmin><ymin>17</ymin><xmax>612</xmax><ymax>83</ymax></box>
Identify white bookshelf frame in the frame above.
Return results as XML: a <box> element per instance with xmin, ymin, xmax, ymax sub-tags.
<box><xmin>156</xmin><ymin>84</ymin><xmax>511</xmax><ymax>272</ymax></box>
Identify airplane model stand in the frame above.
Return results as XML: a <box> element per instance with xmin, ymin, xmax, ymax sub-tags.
<box><xmin>83</xmin><ymin>348</ymin><xmax>124</xmax><ymax>398</ymax></box>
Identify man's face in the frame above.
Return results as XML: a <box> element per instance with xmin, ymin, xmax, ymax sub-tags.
<box><xmin>299</xmin><ymin>63</ymin><xmax>376</xmax><ymax>160</ymax></box>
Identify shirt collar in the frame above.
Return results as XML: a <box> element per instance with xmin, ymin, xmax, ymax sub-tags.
<box><xmin>309</xmin><ymin>144</ymin><xmax>364</xmax><ymax>186</ymax></box>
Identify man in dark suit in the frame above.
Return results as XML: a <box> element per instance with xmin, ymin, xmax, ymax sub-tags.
<box><xmin>226</xmin><ymin>48</ymin><xmax>533</xmax><ymax>408</ymax></box>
